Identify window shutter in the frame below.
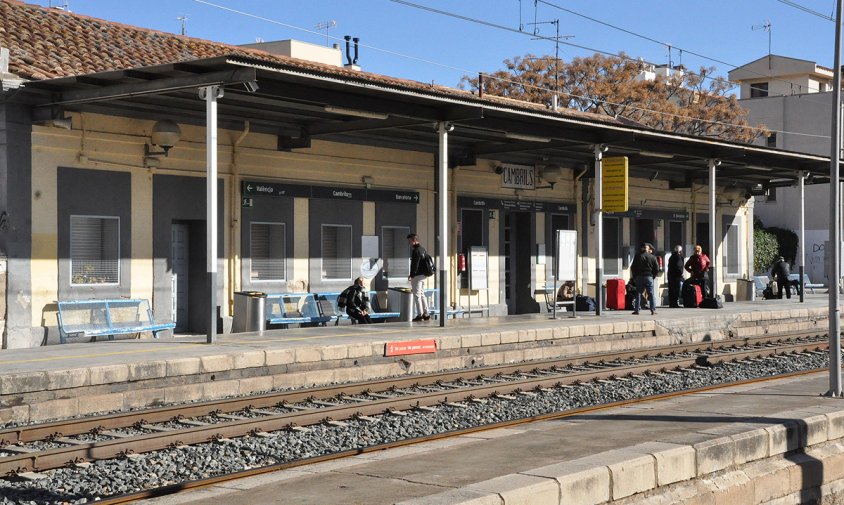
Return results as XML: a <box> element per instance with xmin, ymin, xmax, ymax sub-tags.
<box><xmin>70</xmin><ymin>216</ymin><xmax>119</xmax><ymax>284</ymax></box>
<box><xmin>250</xmin><ymin>223</ymin><xmax>286</xmax><ymax>281</ymax></box>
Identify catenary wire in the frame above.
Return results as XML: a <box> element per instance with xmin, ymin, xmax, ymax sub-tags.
<box><xmin>775</xmin><ymin>0</ymin><xmax>835</xmax><ymax>21</ymax></box>
<box><xmin>192</xmin><ymin>0</ymin><xmax>830</xmax><ymax>140</ymax></box>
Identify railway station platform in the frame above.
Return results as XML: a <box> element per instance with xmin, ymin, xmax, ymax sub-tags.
<box><xmin>0</xmin><ymin>295</ymin><xmax>839</xmax><ymax>426</ymax></box>
<box><xmin>138</xmin><ymin>371</ymin><xmax>844</xmax><ymax>505</ymax></box>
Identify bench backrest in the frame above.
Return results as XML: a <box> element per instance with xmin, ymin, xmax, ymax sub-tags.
<box><xmin>752</xmin><ymin>276</ymin><xmax>770</xmax><ymax>291</ymax></box>
<box><xmin>316</xmin><ymin>293</ymin><xmax>344</xmax><ymax>318</ymax></box>
<box><xmin>425</xmin><ymin>288</ymin><xmax>440</xmax><ymax>311</ymax></box>
<box><xmin>57</xmin><ymin>299</ymin><xmax>150</xmax><ymax>334</ymax></box>
<box><xmin>368</xmin><ymin>291</ymin><xmax>390</xmax><ymax>313</ymax></box>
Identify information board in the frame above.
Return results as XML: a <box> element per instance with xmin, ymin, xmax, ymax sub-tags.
<box><xmin>602</xmin><ymin>156</ymin><xmax>629</xmax><ymax>213</ymax></box>
<box><xmin>469</xmin><ymin>246</ymin><xmax>488</xmax><ymax>290</ymax></box>
<box><xmin>555</xmin><ymin>230</ymin><xmax>577</xmax><ymax>281</ymax></box>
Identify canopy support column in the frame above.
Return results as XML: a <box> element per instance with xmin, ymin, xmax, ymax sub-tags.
<box><xmin>437</xmin><ymin>122</ymin><xmax>450</xmax><ymax>328</ymax></box>
<box><xmin>201</xmin><ymin>85</ymin><xmax>223</xmax><ymax>344</ymax></box>
<box><xmin>829</xmin><ymin>0</ymin><xmax>843</xmax><ymax>397</ymax></box>
<box><xmin>708</xmin><ymin>159</ymin><xmax>719</xmax><ymax>299</ymax></box>
<box><xmin>799</xmin><ymin>171</ymin><xmax>806</xmax><ymax>303</ymax></box>
<box><xmin>594</xmin><ymin>144</ymin><xmax>606</xmax><ymax>315</ymax></box>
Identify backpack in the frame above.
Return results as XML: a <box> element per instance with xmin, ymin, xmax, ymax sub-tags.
<box><xmin>337</xmin><ymin>286</ymin><xmax>355</xmax><ymax>309</ymax></box>
<box><xmin>422</xmin><ymin>252</ymin><xmax>436</xmax><ymax>277</ymax></box>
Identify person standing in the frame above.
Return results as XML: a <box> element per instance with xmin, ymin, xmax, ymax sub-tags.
<box><xmin>342</xmin><ymin>277</ymin><xmax>373</xmax><ymax>324</ymax></box>
<box><xmin>630</xmin><ymin>242</ymin><xmax>660</xmax><ymax>315</ymax></box>
<box><xmin>684</xmin><ymin>245</ymin><xmax>711</xmax><ymax>295</ymax></box>
<box><xmin>667</xmin><ymin>245</ymin><xmax>685</xmax><ymax>308</ymax></box>
<box><xmin>407</xmin><ymin>233</ymin><xmax>431</xmax><ymax>322</ymax></box>
<box><xmin>771</xmin><ymin>256</ymin><xmax>792</xmax><ymax>300</ymax></box>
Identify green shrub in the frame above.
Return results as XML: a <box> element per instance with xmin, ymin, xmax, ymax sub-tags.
<box><xmin>754</xmin><ymin>227</ymin><xmax>778</xmax><ymax>273</ymax></box>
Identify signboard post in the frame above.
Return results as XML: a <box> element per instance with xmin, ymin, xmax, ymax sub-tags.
<box><xmin>554</xmin><ymin>230</ymin><xmax>578</xmax><ymax>319</ymax></box>
<box><xmin>468</xmin><ymin>246</ymin><xmax>489</xmax><ymax>317</ymax></box>
<box><xmin>602</xmin><ymin>156</ymin><xmax>629</xmax><ymax>213</ymax></box>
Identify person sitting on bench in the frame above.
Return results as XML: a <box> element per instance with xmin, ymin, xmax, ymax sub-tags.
<box><xmin>342</xmin><ymin>277</ymin><xmax>373</xmax><ymax>324</ymax></box>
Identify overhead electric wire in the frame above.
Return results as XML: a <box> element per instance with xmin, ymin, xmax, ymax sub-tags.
<box><xmin>192</xmin><ymin>0</ymin><xmax>830</xmax><ymax>141</ymax></box>
<box><xmin>775</xmin><ymin>0</ymin><xmax>835</xmax><ymax>21</ymax></box>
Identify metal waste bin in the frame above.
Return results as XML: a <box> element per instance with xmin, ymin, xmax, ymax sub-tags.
<box><xmin>388</xmin><ymin>287</ymin><xmax>413</xmax><ymax>322</ymax></box>
<box><xmin>736</xmin><ymin>278</ymin><xmax>755</xmax><ymax>301</ymax></box>
<box><xmin>232</xmin><ymin>291</ymin><xmax>267</xmax><ymax>333</ymax></box>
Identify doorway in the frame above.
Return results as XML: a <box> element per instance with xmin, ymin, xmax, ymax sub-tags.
<box><xmin>634</xmin><ymin>218</ymin><xmax>656</xmax><ymax>250</ymax></box>
<box><xmin>170</xmin><ymin>220</ymin><xmax>207</xmax><ymax>333</ymax></box>
<box><xmin>504</xmin><ymin>211</ymin><xmax>539</xmax><ymax>314</ymax></box>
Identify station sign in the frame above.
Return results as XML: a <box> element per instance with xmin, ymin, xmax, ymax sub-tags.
<box><xmin>602</xmin><ymin>156</ymin><xmax>629</xmax><ymax>213</ymax></box>
<box><xmin>458</xmin><ymin>196</ymin><xmax>574</xmax><ymax>214</ymax></box>
<box><xmin>366</xmin><ymin>189</ymin><xmax>420</xmax><ymax>204</ymax></box>
<box><xmin>385</xmin><ymin>339</ymin><xmax>437</xmax><ymax>356</ymax></box>
<box><xmin>312</xmin><ymin>186</ymin><xmax>364</xmax><ymax>201</ymax></box>
<box><xmin>500</xmin><ymin>164</ymin><xmax>536</xmax><ymax>190</ymax></box>
<box><xmin>242</xmin><ymin>180</ymin><xmax>419</xmax><ymax>204</ymax></box>
<box><xmin>241</xmin><ymin>181</ymin><xmax>310</xmax><ymax>198</ymax></box>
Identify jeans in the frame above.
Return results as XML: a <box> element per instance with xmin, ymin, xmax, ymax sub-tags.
<box><xmin>667</xmin><ymin>276</ymin><xmax>683</xmax><ymax>307</ymax></box>
<box><xmin>634</xmin><ymin>275</ymin><xmax>656</xmax><ymax>313</ymax></box>
<box><xmin>411</xmin><ymin>275</ymin><xmax>429</xmax><ymax>317</ymax></box>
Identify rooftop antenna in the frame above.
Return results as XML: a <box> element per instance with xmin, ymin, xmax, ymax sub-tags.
<box><xmin>527</xmin><ymin>13</ymin><xmax>574</xmax><ymax>111</ymax></box>
<box><xmin>315</xmin><ymin>20</ymin><xmax>337</xmax><ymax>46</ymax></box>
<box><xmin>752</xmin><ymin>20</ymin><xmax>773</xmax><ymax>61</ymax></box>
<box><xmin>177</xmin><ymin>15</ymin><xmax>188</xmax><ymax>36</ymax></box>
<box><xmin>49</xmin><ymin>0</ymin><xmax>70</xmax><ymax>11</ymax></box>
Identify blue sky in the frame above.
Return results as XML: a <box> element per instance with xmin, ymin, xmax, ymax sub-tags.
<box><xmin>34</xmin><ymin>0</ymin><xmax>841</xmax><ymax>92</ymax></box>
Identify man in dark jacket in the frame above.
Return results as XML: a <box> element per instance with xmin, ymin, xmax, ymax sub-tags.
<box><xmin>343</xmin><ymin>277</ymin><xmax>373</xmax><ymax>324</ymax></box>
<box><xmin>407</xmin><ymin>233</ymin><xmax>431</xmax><ymax>321</ymax></box>
<box><xmin>771</xmin><ymin>256</ymin><xmax>792</xmax><ymax>299</ymax></box>
<box><xmin>630</xmin><ymin>242</ymin><xmax>660</xmax><ymax>315</ymax></box>
<box><xmin>667</xmin><ymin>245</ymin><xmax>685</xmax><ymax>308</ymax></box>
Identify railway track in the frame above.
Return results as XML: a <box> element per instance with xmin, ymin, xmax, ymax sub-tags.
<box><xmin>0</xmin><ymin>331</ymin><xmax>831</xmax><ymax>478</ymax></box>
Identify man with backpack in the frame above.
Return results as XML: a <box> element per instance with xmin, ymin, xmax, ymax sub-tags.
<box><xmin>630</xmin><ymin>242</ymin><xmax>660</xmax><ymax>315</ymax></box>
<box><xmin>771</xmin><ymin>256</ymin><xmax>793</xmax><ymax>300</ymax></box>
<box><xmin>407</xmin><ymin>233</ymin><xmax>432</xmax><ymax>322</ymax></box>
<box><xmin>339</xmin><ymin>277</ymin><xmax>372</xmax><ymax>324</ymax></box>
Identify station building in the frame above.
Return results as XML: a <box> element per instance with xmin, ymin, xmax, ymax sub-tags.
<box><xmin>0</xmin><ymin>0</ymin><xmax>830</xmax><ymax>348</ymax></box>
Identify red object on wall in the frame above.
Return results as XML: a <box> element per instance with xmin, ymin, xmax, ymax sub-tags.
<box><xmin>606</xmin><ymin>278</ymin><xmax>626</xmax><ymax>310</ymax></box>
<box><xmin>458</xmin><ymin>253</ymin><xmax>467</xmax><ymax>272</ymax></box>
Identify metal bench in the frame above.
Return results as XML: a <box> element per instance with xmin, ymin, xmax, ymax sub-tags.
<box><xmin>368</xmin><ymin>291</ymin><xmax>400</xmax><ymax>321</ymax></box>
<box><xmin>265</xmin><ymin>293</ymin><xmax>332</xmax><ymax>328</ymax></box>
<box><xmin>535</xmin><ymin>283</ymin><xmax>576</xmax><ymax>318</ymax></box>
<box><xmin>424</xmin><ymin>288</ymin><xmax>464</xmax><ymax>319</ymax></box>
<box><xmin>315</xmin><ymin>292</ymin><xmax>349</xmax><ymax>325</ymax></box>
<box><xmin>753</xmin><ymin>276</ymin><xmax>770</xmax><ymax>299</ymax></box>
<box><xmin>56</xmin><ymin>298</ymin><xmax>175</xmax><ymax>344</ymax></box>
<box><xmin>788</xmin><ymin>273</ymin><xmax>823</xmax><ymax>295</ymax></box>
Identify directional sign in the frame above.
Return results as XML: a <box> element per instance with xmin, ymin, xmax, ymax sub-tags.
<box><xmin>602</xmin><ymin>156</ymin><xmax>629</xmax><ymax>213</ymax></box>
<box><xmin>242</xmin><ymin>181</ymin><xmax>310</xmax><ymax>198</ymax></box>
<box><xmin>366</xmin><ymin>189</ymin><xmax>420</xmax><ymax>204</ymax></box>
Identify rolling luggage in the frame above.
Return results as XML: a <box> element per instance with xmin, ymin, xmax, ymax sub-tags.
<box><xmin>606</xmin><ymin>278</ymin><xmax>626</xmax><ymax>310</ymax></box>
<box><xmin>682</xmin><ymin>281</ymin><xmax>702</xmax><ymax>308</ymax></box>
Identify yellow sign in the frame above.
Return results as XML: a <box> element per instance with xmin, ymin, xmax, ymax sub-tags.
<box><xmin>602</xmin><ymin>156</ymin><xmax>628</xmax><ymax>213</ymax></box>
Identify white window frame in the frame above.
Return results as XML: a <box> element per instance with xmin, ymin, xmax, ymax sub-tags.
<box><xmin>382</xmin><ymin>225</ymin><xmax>411</xmax><ymax>280</ymax></box>
<box><xmin>250</xmin><ymin>221</ymin><xmax>287</xmax><ymax>282</ymax></box>
<box><xmin>70</xmin><ymin>214</ymin><xmax>120</xmax><ymax>286</ymax></box>
<box><xmin>321</xmin><ymin>224</ymin><xmax>353</xmax><ymax>281</ymax></box>
<box><xmin>723</xmin><ymin>216</ymin><xmax>741</xmax><ymax>277</ymax></box>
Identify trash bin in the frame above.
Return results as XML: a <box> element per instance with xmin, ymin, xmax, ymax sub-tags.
<box><xmin>232</xmin><ymin>291</ymin><xmax>267</xmax><ymax>333</ymax></box>
<box><xmin>736</xmin><ymin>279</ymin><xmax>754</xmax><ymax>301</ymax></box>
<box><xmin>388</xmin><ymin>287</ymin><xmax>413</xmax><ymax>322</ymax></box>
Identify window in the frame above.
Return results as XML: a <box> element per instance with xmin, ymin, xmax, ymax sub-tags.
<box><xmin>603</xmin><ymin>217</ymin><xmax>621</xmax><ymax>276</ymax></box>
<box><xmin>250</xmin><ymin>222</ymin><xmax>286</xmax><ymax>281</ymax></box>
<box><xmin>70</xmin><ymin>216</ymin><xmax>119</xmax><ymax>285</ymax></box>
<box><xmin>766</xmin><ymin>132</ymin><xmax>777</xmax><ymax>148</ymax></box>
<box><xmin>382</xmin><ymin>226</ymin><xmax>410</xmax><ymax>279</ymax></box>
<box><xmin>667</xmin><ymin>221</ymin><xmax>684</xmax><ymax>253</ymax></box>
<box><xmin>321</xmin><ymin>224</ymin><xmax>352</xmax><ymax>280</ymax></box>
<box><xmin>750</xmin><ymin>82</ymin><xmax>769</xmax><ymax>98</ymax></box>
<box><xmin>723</xmin><ymin>216</ymin><xmax>740</xmax><ymax>276</ymax></box>
<box><xmin>767</xmin><ymin>187</ymin><xmax>777</xmax><ymax>202</ymax></box>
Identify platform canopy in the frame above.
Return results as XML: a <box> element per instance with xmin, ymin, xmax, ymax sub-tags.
<box><xmin>19</xmin><ymin>55</ymin><xmax>833</xmax><ymax>191</ymax></box>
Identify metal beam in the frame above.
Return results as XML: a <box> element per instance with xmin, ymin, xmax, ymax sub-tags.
<box><xmin>308</xmin><ymin>117</ymin><xmax>429</xmax><ymax>136</ymax></box>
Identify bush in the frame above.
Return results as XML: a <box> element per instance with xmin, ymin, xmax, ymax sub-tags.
<box><xmin>754</xmin><ymin>227</ymin><xmax>778</xmax><ymax>273</ymax></box>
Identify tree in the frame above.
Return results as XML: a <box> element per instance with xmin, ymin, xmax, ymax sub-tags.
<box><xmin>461</xmin><ymin>53</ymin><xmax>766</xmax><ymax>143</ymax></box>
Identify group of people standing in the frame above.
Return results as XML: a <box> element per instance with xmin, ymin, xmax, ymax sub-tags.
<box><xmin>629</xmin><ymin>243</ymin><xmax>711</xmax><ymax>314</ymax></box>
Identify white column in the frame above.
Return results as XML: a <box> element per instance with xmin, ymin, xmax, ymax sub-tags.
<box><xmin>830</xmin><ymin>0</ymin><xmax>843</xmax><ymax>396</ymax></box>
<box><xmin>708</xmin><ymin>159</ymin><xmax>719</xmax><ymax>298</ymax></box>
<box><xmin>594</xmin><ymin>145</ymin><xmax>605</xmax><ymax>315</ymax></box>
<box><xmin>437</xmin><ymin>122</ymin><xmax>450</xmax><ymax>328</ymax></box>
<box><xmin>202</xmin><ymin>85</ymin><xmax>223</xmax><ymax>344</ymax></box>
<box><xmin>799</xmin><ymin>172</ymin><xmax>806</xmax><ymax>303</ymax></box>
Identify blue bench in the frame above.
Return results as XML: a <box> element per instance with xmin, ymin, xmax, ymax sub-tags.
<box><xmin>315</xmin><ymin>292</ymin><xmax>349</xmax><ymax>326</ymax></box>
<box><xmin>368</xmin><ymin>291</ymin><xmax>400</xmax><ymax>321</ymax></box>
<box><xmin>266</xmin><ymin>293</ymin><xmax>331</xmax><ymax>328</ymax></box>
<box><xmin>788</xmin><ymin>273</ymin><xmax>823</xmax><ymax>295</ymax></box>
<box><xmin>424</xmin><ymin>288</ymin><xmax>464</xmax><ymax>319</ymax></box>
<box><xmin>56</xmin><ymin>299</ymin><xmax>175</xmax><ymax>344</ymax></box>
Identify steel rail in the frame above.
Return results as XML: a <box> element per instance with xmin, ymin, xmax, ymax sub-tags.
<box><xmin>0</xmin><ymin>330</ymin><xmax>826</xmax><ymax>446</ymax></box>
<box><xmin>0</xmin><ymin>338</ymin><xmax>828</xmax><ymax>475</ymax></box>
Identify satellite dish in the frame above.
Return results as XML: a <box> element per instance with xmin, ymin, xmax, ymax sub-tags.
<box><xmin>360</xmin><ymin>258</ymin><xmax>382</xmax><ymax>279</ymax></box>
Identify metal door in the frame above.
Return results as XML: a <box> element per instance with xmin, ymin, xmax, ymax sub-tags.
<box><xmin>171</xmin><ymin>223</ymin><xmax>189</xmax><ymax>331</ymax></box>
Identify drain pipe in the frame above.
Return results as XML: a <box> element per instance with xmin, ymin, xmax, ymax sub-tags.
<box><xmin>229</xmin><ymin>121</ymin><xmax>250</xmax><ymax>315</ymax></box>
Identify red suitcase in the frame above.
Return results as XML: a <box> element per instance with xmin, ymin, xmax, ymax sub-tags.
<box><xmin>606</xmin><ymin>278</ymin><xmax>626</xmax><ymax>310</ymax></box>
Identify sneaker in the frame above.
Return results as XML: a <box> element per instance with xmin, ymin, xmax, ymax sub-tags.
<box><xmin>651</xmin><ymin>310</ymin><xmax>656</xmax><ymax>315</ymax></box>
<box><xmin>422</xmin><ymin>313</ymin><xmax>431</xmax><ymax>321</ymax></box>
<box><xmin>412</xmin><ymin>315</ymin><xmax>423</xmax><ymax>322</ymax></box>
<box><xmin>632</xmin><ymin>311</ymin><xmax>639</xmax><ymax>315</ymax></box>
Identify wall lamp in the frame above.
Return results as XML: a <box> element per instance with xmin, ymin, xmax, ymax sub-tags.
<box><xmin>323</xmin><ymin>105</ymin><xmax>389</xmax><ymax>120</ymax></box>
<box><xmin>144</xmin><ymin>119</ymin><xmax>181</xmax><ymax>166</ymax></box>
<box><xmin>504</xmin><ymin>132</ymin><xmax>552</xmax><ymax>143</ymax></box>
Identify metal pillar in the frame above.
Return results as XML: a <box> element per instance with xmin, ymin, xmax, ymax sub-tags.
<box><xmin>201</xmin><ymin>85</ymin><xmax>222</xmax><ymax>344</ymax></box>
<box><xmin>437</xmin><ymin>122</ymin><xmax>450</xmax><ymax>328</ymax></box>
<box><xmin>799</xmin><ymin>172</ymin><xmax>806</xmax><ymax>303</ymax></box>
<box><xmin>594</xmin><ymin>145</ymin><xmax>606</xmax><ymax>315</ymax></box>
<box><xmin>708</xmin><ymin>159</ymin><xmax>719</xmax><ymax>299</ymax></box>
<box><xmin>829</xmin><ymin>0</ymin><xmax>843</xmax><ymax>397</ymax></box>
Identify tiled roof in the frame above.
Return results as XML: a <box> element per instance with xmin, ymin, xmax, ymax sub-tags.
<box><xmin>0</xmin><ymin>0</ymin><xmax>615</xmax><ymax>124</ymax></box>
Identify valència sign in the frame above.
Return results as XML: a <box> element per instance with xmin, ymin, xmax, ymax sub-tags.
<box><xmin>500</xmin><ymin>164</ymin><xmax>535</xmax><ymax>190</ymax></box>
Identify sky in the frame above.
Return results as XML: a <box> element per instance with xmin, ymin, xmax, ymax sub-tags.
<box><xmin>31</xmin><ymin>0</ymin><xmax>842</xmax><ymax>93</ymax></box>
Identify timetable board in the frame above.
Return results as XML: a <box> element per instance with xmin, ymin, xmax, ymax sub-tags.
<box><xmin>555</xmin><ymin>230</ymin><xmax>577</xmax><ymax>281</ymax></box>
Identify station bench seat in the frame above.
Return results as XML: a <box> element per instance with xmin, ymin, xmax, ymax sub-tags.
<box><xmin>424</xmin><ymin>288</ymin><xmax>464</xmax><ymax>319</ymax></box>
<box><xmin>368</xmin><ymin>291</ymin><xmax>400</xmax><ymax>321</ymax></box>
<box><xmin>265</xmin><ymin>293</ymin><xmax>331</xmax><ymax>328</ymax></box>
<box><xmin>788</xmin><ymin>273</ymin><xmax>823</xmax><ymax>294</ymax></box>
<box><xmin>315</xmin><ymin>292</ymin><xmax>349</xmax><ymax>326</ymax></box>
<box><xmin>56</xmin><ymin>298</ymin><xmax>175</xmax><ymax>344</ymax></box>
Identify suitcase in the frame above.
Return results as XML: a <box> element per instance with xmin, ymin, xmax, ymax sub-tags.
<box><xmin>682</xmin><ymin>281</ymin><xmax>702</xmax><ymax>308</ymax></box>
<box><xmin>606</xmin><ymin>278</ymin><xmax>626</xmax><ymax>310</ymax></box>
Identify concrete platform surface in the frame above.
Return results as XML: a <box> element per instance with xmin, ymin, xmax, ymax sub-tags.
<box><xmin>136</xmin><ymin>372</ymin><xmax>844</xmax><ymax>505</ymax></box>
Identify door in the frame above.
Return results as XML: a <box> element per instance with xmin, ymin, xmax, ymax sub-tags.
<box><xmin>171</xmin><ymin>223</ymin><xmax>189</xmax><ymax>332</ymax></box>
<box><xmin>634</xmin><ymin>218</ymin><xmax>656</xmax><ymax>250</ymax></box>
<box><xmin>504</xmin><ymin>211</ymin><xmax>539</xmax><ymax>314</ymax></box>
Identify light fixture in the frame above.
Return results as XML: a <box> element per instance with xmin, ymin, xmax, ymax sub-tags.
<box><xmin>505</xmin><ymin>132</ymin><xmax>552</xmax><ymax>143</ymax></box>
<box><xmin>144</xmin><ymin>119</ymin><xmax>181</xmax><ymax>167</ymax></box>
<box><xmin>536</xmin><ymin>164</ymin><xmax>564</xmax><ymax>189</ymax></box>
<box><xmin>50</xmin><ymin>117</ymin><xmax>73</xmax><ymax>130</ymax></box>
<box><xmin>638</xmin><ymin>150</ymin><xmax>675</xmax><ymax>159</ymax></box>
<box><xmin>323</xmin><ymin>105</ymin><xmax>389</xmax><ymax>120</ymax></box>
<box><xmin>362</xmin><ymin>175</ymin><xmax>374</xmax><ymax>189</ymax></box>
<box><xmin>746</xmin><ymin>164</ymin><xmax>772</xmax><ymax>172</ymax></box>
<box><xmin>243</xmin><ymin>80</ymin><xmax>259</xmax><ymax>93</ymax></box>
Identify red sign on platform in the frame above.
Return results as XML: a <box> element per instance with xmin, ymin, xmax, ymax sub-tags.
<box><xmin>385</xmin><ymin>339</ymin><xmax>437</xmax><ymax>356</ymax></box>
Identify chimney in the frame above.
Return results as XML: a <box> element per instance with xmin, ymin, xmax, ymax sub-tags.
<box><xmin>344</xmin><ymin>35</ymin><xmax>361</xmax><ymax>71</ymax></box>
